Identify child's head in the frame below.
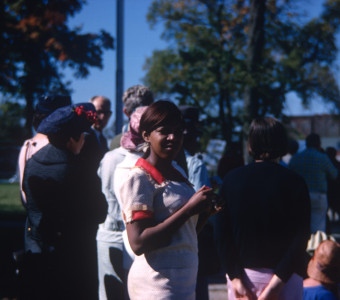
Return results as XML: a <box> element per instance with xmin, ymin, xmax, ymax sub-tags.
<box><xmin>307</xmin><ymin>240</ymin><xmax>340</xmax><ymax>285</ymax></box>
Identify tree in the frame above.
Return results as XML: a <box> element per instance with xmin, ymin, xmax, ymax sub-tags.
<box><xmin>143</xmin><ymin>0</ymin><xmax>340</xmax><ymax>148</ymax></box>
<box><xmin>0</xmin><ymin>99</ymin><xmax>25</xmax><ymax>142</ymax></box>
<box><xmin>145</xmin><ymin>1</ymin><xmax>248</xmax><ymax>146</ymax></box>
<box><xmin>0</xmin><ymin>0</ymin><xmax>114</xmax><ymax>138</ymax></box>
<box><xmin>244</xmin><ymin>0</ymin><xmax>266</xmax><ymax>122</ymax></box>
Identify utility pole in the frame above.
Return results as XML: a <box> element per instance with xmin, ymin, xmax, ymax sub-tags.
<box><xmin>115</xmin><ymin>0</ymin><xmax>124</xmax><ymax>134</ymax></box>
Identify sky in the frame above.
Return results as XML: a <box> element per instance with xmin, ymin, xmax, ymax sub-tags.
<box><xmin>66</xmin><ymin>1</ymin><xmax>165</xmax><ymax>107</ymax></box>
<box><xmin>65</xmin><ymin>0</ymin><xmax>339</xmax><ymax>131</ymax></box>
<box><xmin>66</xmin><ymin>0</ymin><xmax>168</xmax><ymax>132</ymax></box>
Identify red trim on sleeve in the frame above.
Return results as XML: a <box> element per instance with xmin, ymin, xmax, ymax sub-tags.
<box><xmin>132</xmin><ymin>210</ymin><xmax>154</xmax><ymax>221</ymax></box>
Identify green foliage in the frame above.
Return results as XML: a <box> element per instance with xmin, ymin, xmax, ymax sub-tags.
<box><xmin>0</xmin><ymin>100</ymin><xmax>26</xmax><ymax>143</ymax></box>
<box><xmin>0</xmin><ymin>0</ymin><xmax>114</xmax><ymax>137</ymax></box>
<box><xmin>0</xmin><ymin>183</ymin><xmax>25</xmax><ymax>216</ymax></box>
<box><xmin>144</xmin><ymin>0</ymin><xmax>340</xmax><ymax>147</ymax></box>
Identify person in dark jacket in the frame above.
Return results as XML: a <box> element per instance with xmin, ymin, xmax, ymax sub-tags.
<box><xmin>18</xmin><ymin>94</ymin><xmax>72</xmax><ymax>206</ymax></box>
<box><xmin>21</xmin><ymin>103</ymin><xmax>107</xmax><ymax>300</ymax></box>
<box><xmin>220</xmin><ymin>116</ymin><xmax>310</xmax><ymax>300</ymax></box>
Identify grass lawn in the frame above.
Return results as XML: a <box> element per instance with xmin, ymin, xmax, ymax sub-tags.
<box><xmin>0</xmin><ymin>183</ymin><xmax>25</xmax><ymax>299</ymax></box>
<box><xmin>0</xmin><ymin>182</ymin><xmax>25</xmax><ymax>218</ymax></box>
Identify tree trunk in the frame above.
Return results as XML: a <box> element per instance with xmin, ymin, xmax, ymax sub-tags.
<box><xmin>244</xmin><ymin>0</ymin><xmax>266</xmax><ymax>123</ymax></box>
<box><xmin>243</xmin><ymin>0</ymin><xmax>266</xmax><ymax>163</ymax></box>
<box><xmin>24</xmin><ymin>93</ymin><xmax>34</xmax><ymax>138</ymax></box>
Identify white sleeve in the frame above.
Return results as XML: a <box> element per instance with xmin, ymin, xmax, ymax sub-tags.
<box><xmin>119</xmin><ymin>168</ymin><xmax>155</xmax><ymax>223</ymax></box>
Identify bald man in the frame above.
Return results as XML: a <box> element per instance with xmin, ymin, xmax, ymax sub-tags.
<box><xmin>90</xmin><ymin>96</ymin><xmax>112</xmax><ymax>152</ymax></box>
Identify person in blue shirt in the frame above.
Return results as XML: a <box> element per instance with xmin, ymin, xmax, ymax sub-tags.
<box><xmin>289</xmin><ymin>133</ymin><xmax>338</xmax><ymax>233</ymax></box>
<box><xmin>303</xmin><ymin>240</ymin><xmax>340</xmax><ymax>300</ymax></box>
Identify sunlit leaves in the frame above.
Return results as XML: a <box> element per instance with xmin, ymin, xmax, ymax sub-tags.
<box><xmin>144</xmin><ymin>0</ymin><xmax>340</xmax><ymax>145</ymax></box>
<box><xmin>1</xmin><ymin>0</ymin><xmax>114</xmax><ymax>136</ymax></box>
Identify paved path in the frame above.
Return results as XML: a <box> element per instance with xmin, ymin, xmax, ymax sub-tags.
<box><xmin>209</xmin><ymin>283</ymin><xmax>228</xmax><ymax>299</ymax></box>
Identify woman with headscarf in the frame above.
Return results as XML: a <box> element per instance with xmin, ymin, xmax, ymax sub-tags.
<box><xmin>96</xmin><ymin>106</ymin><xmax>148</xmax><ymax>300</ymax></box>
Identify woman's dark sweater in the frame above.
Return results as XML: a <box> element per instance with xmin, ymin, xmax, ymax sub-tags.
<box><xmin>220</xmin><ymin>161</ymin><xmax>310</xmax><ymax>282</ymax></box>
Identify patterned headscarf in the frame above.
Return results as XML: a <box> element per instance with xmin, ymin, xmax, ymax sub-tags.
<box><xmin>120</xmin><ymin>106</ymin><xmax>148</xmax><ymax>150</ymax></box>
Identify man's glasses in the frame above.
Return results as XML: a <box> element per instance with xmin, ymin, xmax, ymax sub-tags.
<box><xmin>96</xmin><ymin>110</ymin><xmax>112</xmax><ymax>116</ymax></box>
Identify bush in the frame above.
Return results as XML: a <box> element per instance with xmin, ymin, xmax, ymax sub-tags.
<box><xmin>0</xmin><ymin>183</ymin><xmax>25</xmax><ymax>217</ymax></box>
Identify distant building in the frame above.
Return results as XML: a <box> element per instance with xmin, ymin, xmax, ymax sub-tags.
<box><xmin>288</xmin><ymin>114</ymin><xmax>340</xmax><ymax>151</ymax></box>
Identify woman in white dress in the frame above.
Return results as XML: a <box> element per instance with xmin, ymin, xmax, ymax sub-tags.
<box><xmin>119</xmin><ymin>100</ymin><xmax>220</xmax><ymax>299</ymax></box>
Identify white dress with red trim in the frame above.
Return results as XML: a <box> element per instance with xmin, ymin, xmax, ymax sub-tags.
<box><xmin>119</xmin><ymin>158</ymin><xmax>198</xmax><ymax>300</ymax></box>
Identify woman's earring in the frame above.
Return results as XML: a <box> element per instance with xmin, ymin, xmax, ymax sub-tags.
<box><xmin>146</xmin><ymin>142</ymin><xmax>150</xmax><ymax>151</ymax></box>
<box><xmin>137</xmin><ymin>142</ymin><xmax>150</xmax><ymax>153</ymax></box>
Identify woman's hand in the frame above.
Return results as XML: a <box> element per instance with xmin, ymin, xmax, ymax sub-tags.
<box><xmin>185</xmin><ymin>186</ymin><xmax>215</xmax><ymax>216</ymax></box>
<box><xmin>257</xmin><ymin>275</ymin><xmax>284</xmax><ymax>300</ymax></box>
<box><xmin>231</xmin><ymin>278</ymin><xmax>256</xmax><ymax>300</ymax></box>
<box><xmin>200</xmin><ymin>186</ymin><xmax>224</xmax><ymax>216</ymax></box>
